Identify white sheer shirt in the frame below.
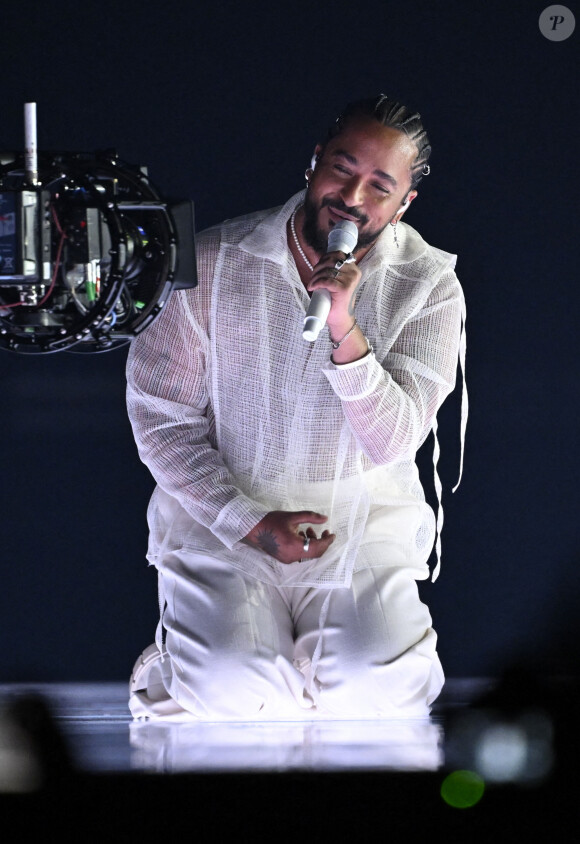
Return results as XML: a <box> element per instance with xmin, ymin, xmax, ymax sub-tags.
<box><xmin>126</xmin><ymin>190</ymin><xmax>467</xmax><ymax>589</ymax></box>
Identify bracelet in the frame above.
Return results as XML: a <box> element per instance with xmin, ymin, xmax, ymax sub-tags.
<box><xmin>330</xmin><ymin>321</ymin><xmax>357</xmax><ymax>349</ymax></box>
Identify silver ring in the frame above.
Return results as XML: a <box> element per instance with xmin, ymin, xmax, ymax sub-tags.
<box><xmin>303</xmin><ymin>537</ymin><xmax>310</xmax><ymax>552</ymax></box>
<box><xmin>334</xmin><ymin>259</ymin><xmax>345</xmax><ymax>270</ymax></box>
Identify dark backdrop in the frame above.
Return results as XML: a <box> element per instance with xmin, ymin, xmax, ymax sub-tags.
<box><xmin>1</xmin><ymin>0</ymin><xmax>578</xmax><ymax>683</ymax></box>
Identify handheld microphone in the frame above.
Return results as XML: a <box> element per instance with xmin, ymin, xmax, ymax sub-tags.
<box><xmin>302</xmin><ymin>219</ymin><xmax>358</xmax><ymax>342</ymax></box>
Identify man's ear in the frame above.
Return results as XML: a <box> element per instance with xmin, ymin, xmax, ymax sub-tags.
<box><xmin>394</xmin><ymin>190</ymin><xmax>418</xmax><ymax>222</ymax></box>
<box><xmin>311</xmin><ymin>144</ymin><xmax>323</xmax><ymax>170</ymax></box>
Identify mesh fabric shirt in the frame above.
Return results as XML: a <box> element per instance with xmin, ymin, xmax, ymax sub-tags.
<box><xmin>126</xmin><ymin>190</ymin><xmax>466</xmax><ymax>589</ymax></box>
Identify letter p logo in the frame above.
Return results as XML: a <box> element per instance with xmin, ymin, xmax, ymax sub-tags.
<box><xmin>539</xmin><ymin>5</ymin><xmax>576</xmax><ymax>40</ymax></box>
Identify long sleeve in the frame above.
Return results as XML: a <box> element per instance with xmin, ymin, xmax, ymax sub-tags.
<box><xmin>126</xmin><ymin>239</ymin><xmax>269</xmax><ymax>550</ymax></box>
<box><xmin>322</xmin><ymin>269</ymin><xmax>463</xmax><ymax>466</ymax></box>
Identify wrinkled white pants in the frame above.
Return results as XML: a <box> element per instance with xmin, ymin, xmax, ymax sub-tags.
<box><xmin>129</xmin><ymin>551</ymin><xmax>444</xmax><ymax>721</ymax></box>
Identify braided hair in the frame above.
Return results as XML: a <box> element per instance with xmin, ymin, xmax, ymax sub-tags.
<box><xmin>326</xmin><ymin>93</ymin><xmax>432</xmax><ymax>190</ymax></box>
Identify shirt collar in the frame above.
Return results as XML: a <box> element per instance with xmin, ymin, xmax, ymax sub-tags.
<box><xmin>239</xmin><ymin>189</ymin><xmax>429</xmax><ymax>268</ymax></box>
<box><xmin>238</xmin><ymin>191</ymin><xmax>304</xmax><ymax>265</ymax></box>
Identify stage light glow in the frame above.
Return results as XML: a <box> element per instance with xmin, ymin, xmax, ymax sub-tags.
<box><xmin>475</xmin><ymin>723</ymin><xmax>527</xmax><ymax>782</ymax></box>
<box><xmin>474</xmin><ymin>709</ymin><xmax>554</xmax><ymax>784</ymax></box>
<box><xmin>440</xmin><ymin>769</ymin><xmax>485</xmax><ymax>809</ymax></box>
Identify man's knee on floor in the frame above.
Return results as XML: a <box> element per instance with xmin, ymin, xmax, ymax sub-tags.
<box><xmin>170</xmin><ymin>653</ymin><xmax>298</xmax><ymax>719</ymax></box>
<box><xmin>311</xmin><ymin>653</ymin><xmax>441</xmax><ymax>718</ymax></box>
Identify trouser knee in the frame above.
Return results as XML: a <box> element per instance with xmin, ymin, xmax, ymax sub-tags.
<box><xmin>312</xmin><ymin>641</ymin><xmax>444</xmax><ymax>718</ymax></box>
<box><xmin>169</xmin><ymin>652</ymin><xmax>307</xmax><ymax>719</ymax></box>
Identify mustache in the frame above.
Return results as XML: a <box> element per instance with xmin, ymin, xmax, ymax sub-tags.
<box><xmin>321</xmin><ymin>197</ymin><xmax>368</xmax><ymax>227</ymax></box>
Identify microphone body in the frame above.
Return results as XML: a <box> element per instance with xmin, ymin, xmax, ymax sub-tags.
<box><xmin>302</xmin><ymin>219</ymin><xmax>358</xmax><ymax>342</ymax></box>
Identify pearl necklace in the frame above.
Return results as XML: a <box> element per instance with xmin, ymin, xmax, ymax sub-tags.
<box><xmin>290</xmin><ymin>207</ymin><xmax>313</xmax><ymax>271</ymax></box>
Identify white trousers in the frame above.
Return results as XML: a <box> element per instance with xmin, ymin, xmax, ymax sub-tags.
<box><xmin>129</xmin><ymin>551</ymin><xmax>444</xmax><ymax>721</ymax></box>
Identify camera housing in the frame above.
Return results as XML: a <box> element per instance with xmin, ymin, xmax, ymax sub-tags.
<box><xmin>0</xmin><ymin>148</ymin><xmax>197</xmax><ymax>353</ymax></box>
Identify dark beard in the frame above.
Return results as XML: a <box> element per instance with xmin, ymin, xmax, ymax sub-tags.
<box><xmin>302</xmin><ymin>192</ymin><xmax>389</xmax><ymax>253</ymax></box>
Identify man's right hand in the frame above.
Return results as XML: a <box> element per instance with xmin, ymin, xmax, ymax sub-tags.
<box><xmin>242</xmin><ymin>510</ymin><xmax>335</xmax><ymax>564</ymax></box>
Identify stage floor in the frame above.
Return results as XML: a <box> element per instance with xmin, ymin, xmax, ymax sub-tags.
<box><xmin>1</xmin><ymin>676</ymin><xmax>577</xmax><ymax>837</ymax></box>
<box><xmin>1</xmin><ymin>678</ymin><xmax>494</xmax><ymax>776</ymax></box>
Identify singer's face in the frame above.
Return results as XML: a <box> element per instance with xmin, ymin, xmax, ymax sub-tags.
<box><xmin>303</xmin><ymin>117</ymin><xmax>418</xmax><ymax>253</ymax></box>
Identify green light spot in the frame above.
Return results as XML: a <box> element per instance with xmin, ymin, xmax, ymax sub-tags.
<box><xmin>440</xmin><ymin>770</ymin><xmax>485</xmax><ymax>809</ymax></box>
<box><xmin>135</xmin><ymin>301</ymin><xmax>146</xmax><ymax>309</ymax></box>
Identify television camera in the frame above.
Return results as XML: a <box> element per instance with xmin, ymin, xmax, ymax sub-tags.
<box><xmin>0</xmin><ymin>103</ymin><xmax>197</xmax><ymax>354</ymax></box>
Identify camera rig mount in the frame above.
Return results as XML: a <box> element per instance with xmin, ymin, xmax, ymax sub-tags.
<box><xmin>0</xmin><ymin>103</ymin><xmax>197</xmax><ymax>354</ymax></box>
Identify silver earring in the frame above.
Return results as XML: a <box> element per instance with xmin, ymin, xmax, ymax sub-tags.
<box><xmin>390</xmin><ymin>219</ymin><xmax>399</xmax><ymax>248</ymax></box>
<box><xmin>305</xmin><ymin>167</ymin><xmax>313</xmax><ymax>186</ymax></box>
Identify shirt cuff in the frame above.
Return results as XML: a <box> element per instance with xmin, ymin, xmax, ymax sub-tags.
<box><xmin>321</xmin><ymin>351</ymin><xmax>383</xmax><ymax>401</ymax></box>
<box><xmin>211</xmin><ymin>495</ymin><xmax>270</xmax><ymax>549</ymax></box>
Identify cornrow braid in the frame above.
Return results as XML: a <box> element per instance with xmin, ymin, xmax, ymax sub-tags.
<box><xmin>327</xmin><ymin>93</ymin><xmax>432</xmax><ymax>190</ymax></box>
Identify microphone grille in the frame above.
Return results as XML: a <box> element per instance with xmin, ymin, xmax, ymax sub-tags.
<box><xmin>327</xmin><ymin>219</ymin><xmax>358</xmax><ymax>254</ymax></box>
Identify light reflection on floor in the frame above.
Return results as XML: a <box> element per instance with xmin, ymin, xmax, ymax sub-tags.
<box><xmin>129</xmin><ymin>717</ymin><xmax>444</xmax><ymax>773</ymax></box>
<box><xmin>3</xmin><ymin>676</ymin><xmax>576</xmax><ymax>839</ymax></box>
<box><xmin>0</xmin><ymin>679</ymin><xmax>494</xmax><ymax>776</ymax></box>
